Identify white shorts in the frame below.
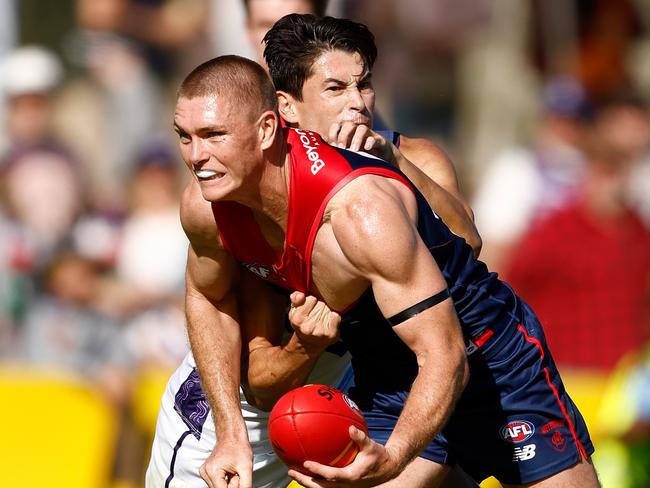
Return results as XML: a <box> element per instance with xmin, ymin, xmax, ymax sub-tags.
<box><xmin>146</xmin><ymin>350</ymin><xmax>351</xmax><ymax>488</ymax></box>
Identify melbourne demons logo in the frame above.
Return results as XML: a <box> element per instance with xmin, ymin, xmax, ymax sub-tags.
<box><xmin>541</xmin><ymin>420</ymin><xmax>567</xmax><ymax>452</ymax></box>
<box><xmin>500</xmin><ymin>420</ymin><xmax>535</xmax><ymax>443</ymax></box>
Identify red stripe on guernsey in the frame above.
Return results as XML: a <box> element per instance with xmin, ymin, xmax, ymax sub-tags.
<box><xmin>516</xmin><ymin>324</ymin><xmax>589</xmax><ymax>461</ymax></box>
<box><xmin>213</xmin><ymin>128</ymin><xmax>411</xmax><ymax>293</ymax></box>
<box><xmin>472</xmin><ymin>328</ymin><xmax>494</xmax><ymax>348</ymax></box>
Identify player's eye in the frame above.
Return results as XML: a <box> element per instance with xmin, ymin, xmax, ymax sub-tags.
<box><xmin>359</xmin><ymin>81</ymin><xmax>373</xmax><ymax>92</ymax></box>
<box><xmin>206</xmin><ymin>131</ymin><xmax>225</xmax><ymax>140</ymax></box>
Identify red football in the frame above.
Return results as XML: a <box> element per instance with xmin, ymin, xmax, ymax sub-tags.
<box><xmin>268</xmin><ymin>384</ymin><xmax>367</xmax><ymax>472</ymax></box>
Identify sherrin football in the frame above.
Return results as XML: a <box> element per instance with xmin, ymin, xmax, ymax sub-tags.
<box><xmin>268</xmin><ymin>384</ymin><xmax>368</xmax><ymax>472</ymax></box>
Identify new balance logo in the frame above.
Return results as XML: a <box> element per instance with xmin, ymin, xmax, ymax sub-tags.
<box><xmin>513</xmin><ymin>444</ymin><xmax>536</xmax><ymax>462</ymax></box>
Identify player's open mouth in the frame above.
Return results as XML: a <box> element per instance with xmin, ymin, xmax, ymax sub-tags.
<box><xmin>195</xmin><ymin>169</ymin><xmax>225</xmax><ymax>181</ymax></box>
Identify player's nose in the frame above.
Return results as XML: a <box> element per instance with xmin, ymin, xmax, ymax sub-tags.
<box><xmin>188</xmin><ymin>139</ymin><xmax>209</xmax><ymax>165</ymax></box>
<box><xmin>347</xmin><ymin>87</ymin><xmax>367</xmax><ymax>111</ymax></box>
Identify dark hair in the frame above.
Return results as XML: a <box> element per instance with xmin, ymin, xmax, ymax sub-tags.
<box><xmin>241</xmin><ymin>0</ymin><xmax>329</xmax><ymax>17</ymax></box>
<box><xmin>263</xmin><ymin>14</ymin><xmax>377</xmax><ymax>101</ymax></box>
<box><xmin>178</xmin><ymin>55</ymin><xmax>278</xmax><ymax>117</ymax></box>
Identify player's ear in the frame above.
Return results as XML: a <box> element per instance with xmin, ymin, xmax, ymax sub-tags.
<box><xmin>258</xmin><ymin>110</ymin><xmax>278</xmax><ymax>150</ymax></box>
<box><xmin>277</xmin><ymin>91</ymin><xmax>299</xmax><ymax>124</ymax></box>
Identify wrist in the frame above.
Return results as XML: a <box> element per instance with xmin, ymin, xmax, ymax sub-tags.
<box><xmin>384</xmin><ymin>438</ymin><xmax>412</xmax><ymax>473</ymax></box>
<box><xmin>284</xmin><ymin>333</ymin><xmax>329</xmax><ymax>357</ymax></box>
<box><xmin>214</xmin><ymin>415</ymin><xmax>249</xmax><ymax>442</ymax></box>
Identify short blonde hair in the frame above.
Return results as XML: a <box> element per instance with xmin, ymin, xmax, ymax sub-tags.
<box><xmin>178</xmin><ymin>55</ymin><xmax>278</xmax><ymax>120</ymax></box>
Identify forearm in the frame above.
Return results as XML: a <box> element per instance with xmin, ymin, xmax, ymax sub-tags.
<box><xmin>385</xmin><ymin>340</ymin><xmax>469</xmax><ymax>469</ymax></box>
<box><xmin>246</xmin><ymin>334</ymin><xmax>326</xmax><ymax>410</ymax></box>
<box><xmin>393</xmin><ymin>152</ymin><xmax>482</xmax><ymax>257</ymax></box>
<box><xmin>186</xmin><ymin>291</ymin><xmax>248</xmax><ymax>441</ymax></box>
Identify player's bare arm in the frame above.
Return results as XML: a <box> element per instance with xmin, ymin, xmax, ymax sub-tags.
<box><xmin>240</xmin><ymin>274</ymin><xmax>341</xmax><ymax>411</ymax></box>
<box><xmin>327</xmin><ymin>122</ymin><xmax>482</xmax><ymax>257</ymax></box>
<box><xmin>243</xmin><ymin>288</ymin><xmax>342</xmax><ymax>409</ymax></box>
<box><xmin>181</xmin><ymin>180</ymin><xmax>253</xmax><ymax>488</ymax></box>
<box><xmin>291</xmin><ymin>176</ymin><xmax>469</xmax><ymax>486</ymax></box>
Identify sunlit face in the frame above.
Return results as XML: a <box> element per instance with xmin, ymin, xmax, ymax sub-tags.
<box><xmin>173</xmin><ymin>94</ymin><xmax>263</xmax><ymax>202</ymax></box>
<box><xmin>289</xmin><ymin>50</ymin><xmax>375</xmax><ymax>137</ymax></box>
<box><xmin>246</xmin><ymin>0</ymin><xmax>315</xmax><ymax>65</ymax></box>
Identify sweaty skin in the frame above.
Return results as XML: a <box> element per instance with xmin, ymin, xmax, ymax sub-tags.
<box><xmin>175</xmin><ymin>88</ymin><xmax>468</xmax><ymax>487</ymax></box>
<box><xmin>277</xmin><ymin>49</ymin><xmax>481</xmax><ymax>256</ymax></box>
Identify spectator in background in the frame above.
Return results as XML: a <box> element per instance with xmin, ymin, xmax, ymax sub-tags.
<box><xmin>472</xmin><ymin>75</ymin><xmax>590</xmax><ymax>272</ymax></box>
<box><xmin>243</xmin><ymin>0</ymin><xmax>328</xmax><ymax>65</ymax></box>
<box><xmin>504</xmin><ymin>95</ymin><xmax>650</xmax><ymax>372</ymax></box>
<box><xmin>55</xmin><ymin>0</ymin><xmax>207</xmax><ymax>213</ymax></box>
<box><xmin>17</xmin><ymin>244</ymin><xmax>158</xmax><ymax>487</ymax></box>
<box><xmin>19</xmin><ymin>248</ymin><xmax>131</xmax><ymax>404</ymax></box>
<box><xmin>600</xmin><ymin>92</ymin><xmax>650</xmax><ymax>229</ymax></box>
<box><xmin>0</xmin><ymin>45</ymin><xmax>63</xmax><ymax>155</ymax></box>
<box><xmin>56</xmin><ymin>141</ymin><xmax>190</xmax><ymax>368</ymax></box>
<box><xmin>75</xmin><ymin>0</ymin><xmax>208</xmax><ymax>80</ymax></box>
<box><xmin>113</xmin><ymin>142</ymin><xmax>189</xmax><ymax>369</ymax></box>
<box><xmin>115</xmin><ymin>143</ymin><xmax>187</xmax><ymax>298</ymax></box>
<box><xmin>1</xmin><ymin>144</ymin><xmax>87</xmax><ymax>269</ymax></box>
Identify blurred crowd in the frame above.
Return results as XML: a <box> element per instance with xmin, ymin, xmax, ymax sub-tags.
<box><xmin>0</xmin><ymin>0</ymin><xmax>649</xmax><ymax>487</ymax></box>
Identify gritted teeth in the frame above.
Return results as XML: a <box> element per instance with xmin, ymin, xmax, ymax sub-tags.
<box><xmin>195</xmin><ymin>169</ymin><xmax>224</xmax><ymax>180</ymax></box>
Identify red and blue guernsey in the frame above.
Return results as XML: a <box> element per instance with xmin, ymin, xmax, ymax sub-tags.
<box><xmin>212</xmin><ymin>128</ymin><xmax>594</xmax><ymax>484</ymax></box>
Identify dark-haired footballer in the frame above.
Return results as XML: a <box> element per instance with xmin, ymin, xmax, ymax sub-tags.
<box><xmin>146</xmin><ymin>12</ymin><xmax>484</xmax><ymax>488</ymax></box>
<box><xmin>164</xmin><ymin>53</ymin><xmax>598</xmax><ymax>488</ymax></box>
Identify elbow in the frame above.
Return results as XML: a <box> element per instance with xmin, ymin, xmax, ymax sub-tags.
<box><xmin>245</xmin><ymin>391</ymin><xmax>277</xmax><ymax>412</ymax></box>
<box><xmin>467</xmin><ymin>231</ymin><xmax>483</xmax><ymax>259</ymax></box>
<box><xmin>457</xmin><ymin>201</ymin><xmax>482</xmax><ymax>259</ymax></box>
<box><xmin>241</xmin><ymin>360</ymin><xmax>280</xmax><ymax>412</ymax></box>
<box><xmin>242</xmin><ymin>377</ymin><xmax>283</xmax><ymax>412</ymax></box>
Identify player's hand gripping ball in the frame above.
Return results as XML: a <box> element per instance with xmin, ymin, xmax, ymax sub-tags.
<box><xmin>269</xmin><ymin>384</ymin><xmax>368</xmax><ymax>473</ymax></box>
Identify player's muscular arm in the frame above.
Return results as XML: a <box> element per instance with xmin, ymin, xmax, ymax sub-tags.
<box><xmin>327</xmin><ymin>122</ymin><xmax>481</xmax><ymax>257</ymax></box>
<box><xmin>240</xmin><ymin>275</ymin><xmax>341</xmax><ymax>411</ymax></box>
<box><xmin>180</xmin><ymin>183</ymin><xmax>253</xmax><ymax>488</ymax></box>
<box><xmin>397</xmin><ymin>136</ymin><xmax>482</xmax><ymax>257</ymax></box>
<box><xmin>294</xmin><ymin>178</ymin><xmax>469</xmax><ymax>486</ymax></box>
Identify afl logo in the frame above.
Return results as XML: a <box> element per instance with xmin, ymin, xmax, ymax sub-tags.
<box><xmin>243</xmin><ymin>262</ymin><xmax>272</xmax><ymax>279</ymax></box>
<box><xmin>500</xmin><ymin>420</ymin><xmax>535</xmax><ymax>443</ymax></box>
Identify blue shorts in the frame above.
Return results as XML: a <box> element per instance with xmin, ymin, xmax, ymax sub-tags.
<box><xmin>348</xmin><ymin>298</ymin><xmax>594</xmax><ymax>485</ymax></box>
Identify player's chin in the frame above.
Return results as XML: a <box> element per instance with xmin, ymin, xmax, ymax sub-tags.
<box><xmin>198</xmin><ymin>177</ymin><xmax>233</xmax><ymax>201</ymax></box>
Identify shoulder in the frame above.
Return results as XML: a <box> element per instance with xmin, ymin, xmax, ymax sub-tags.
<box><xmin>398</xmin><ymin>135</ymin><xmax>461</xmax><ymax>194</ymax></box>
<box><xmin>180</xmin><ymin>180</ymin><xmax>222</xmax><ymax>250</ymax></box>
<box><xmin>333</xmin><ymin>173</ymin><xmax>416</xmax><ymax>210</ymax></box>
<box><xmin>326</xmin><ymin>175</ymin><xmax>421</xmax><ymax>274</ymax></box>
<box><xmin>328</xmin><ymin>175</ymin><xmax>418</xmax><ymax>240</ymax></box>
<box><xmin>399</xmin><ymin>135</ymin><xmax>452</xmax><ymax>166</ymax></box>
